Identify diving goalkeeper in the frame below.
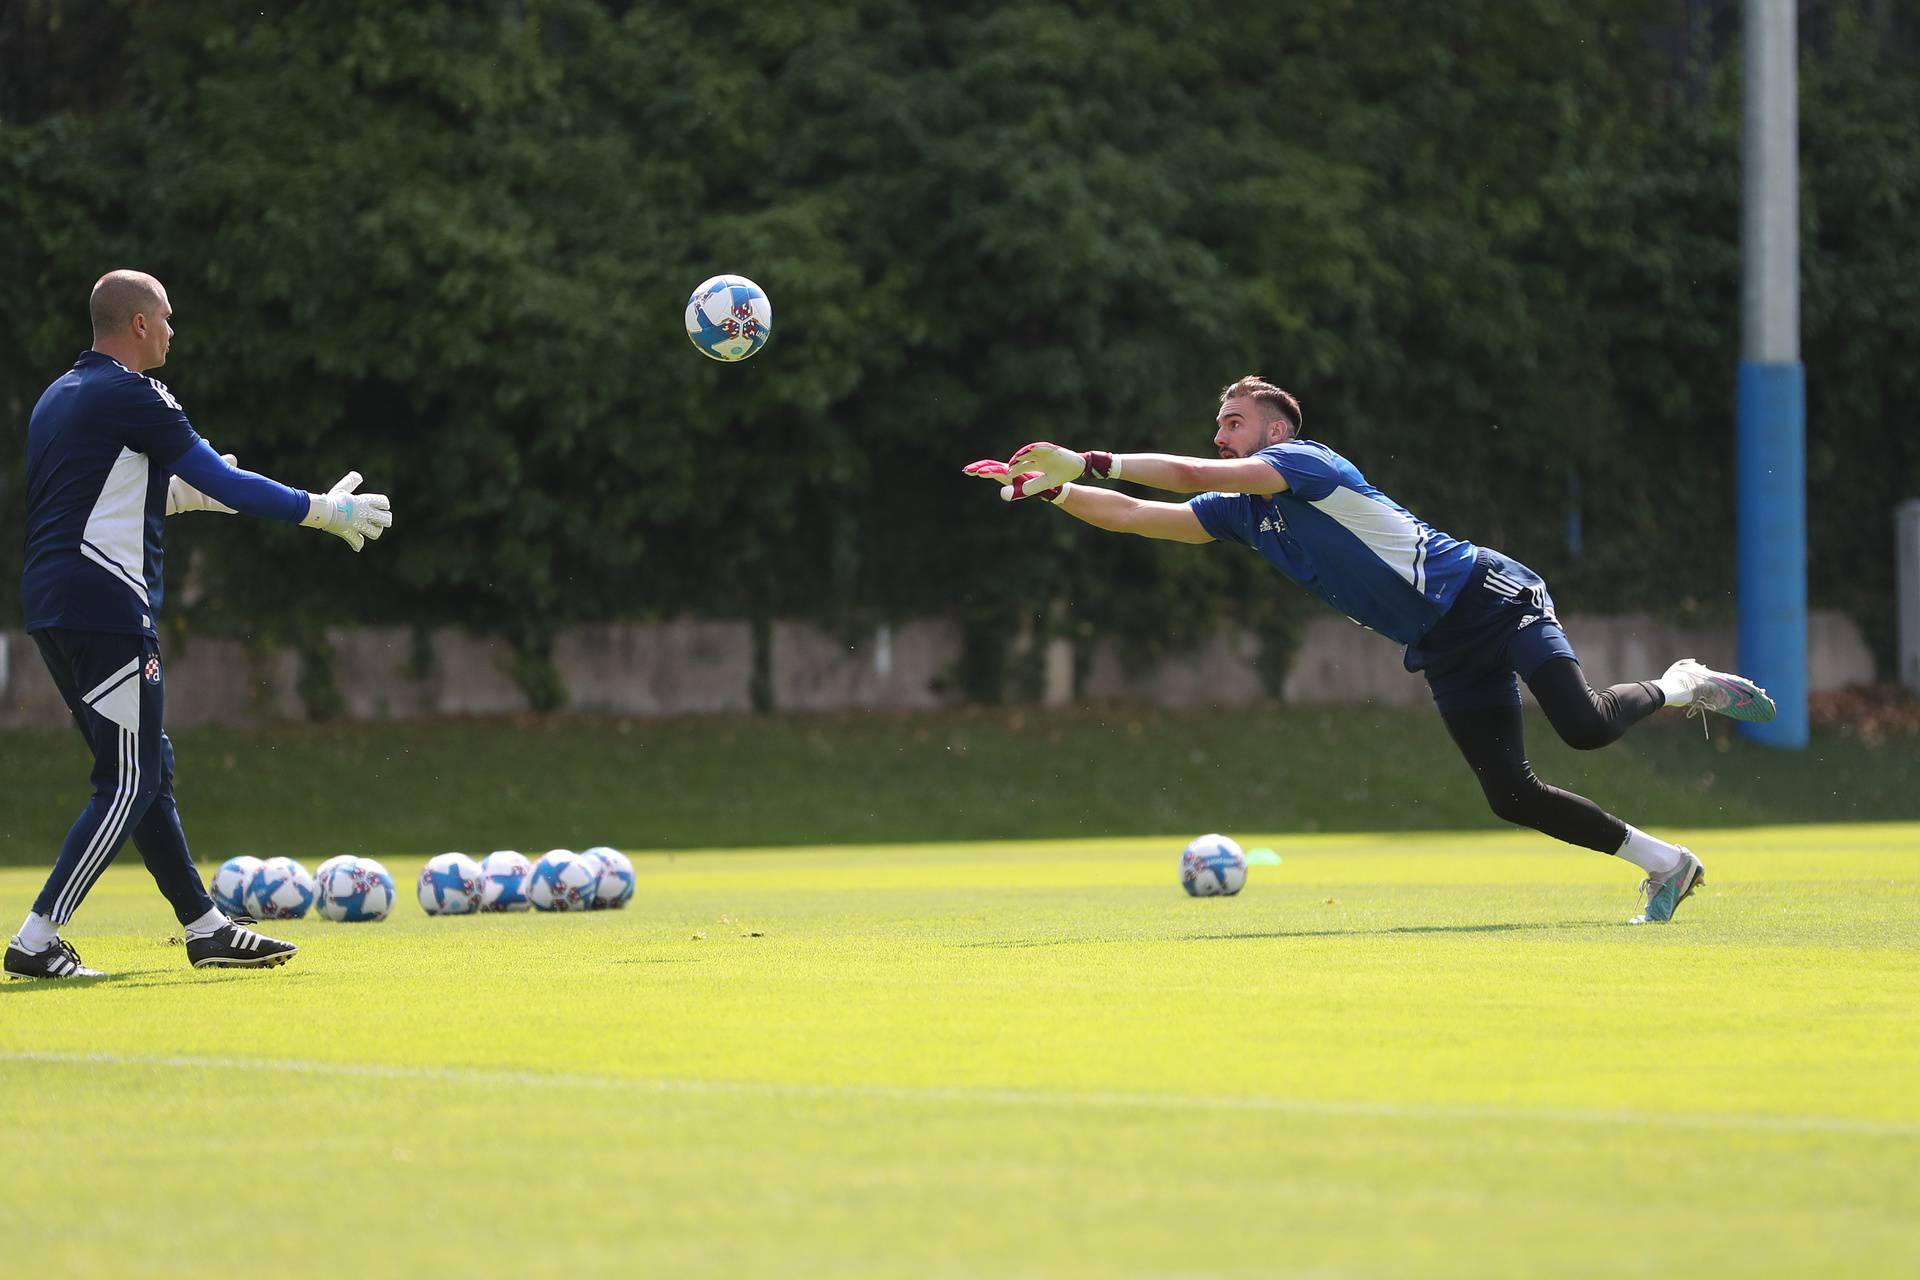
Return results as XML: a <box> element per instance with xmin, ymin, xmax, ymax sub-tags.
<box><xmin>965</xmin><ymin>376</ymin><xmax>1775</xmax><ymax>925</ymax></box>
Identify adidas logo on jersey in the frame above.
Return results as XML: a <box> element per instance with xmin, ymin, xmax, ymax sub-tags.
<box><xmin>1258</xmin><ymin>513</ymin><xmax>1288</xmax><ymax>535</ymax></box>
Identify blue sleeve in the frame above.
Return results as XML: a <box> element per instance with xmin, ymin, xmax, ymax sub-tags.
<box><xmin>171</xmin><ymin>440</ymin><xmax>311</xmax><ymax>523</ymax></box>
<box><xmin>1188</xmin><ymin>492</ymin><xmax>1253</xmax><ymax>546</ymax></box>
<box><xmin>1255</xmin><ymin>443</ymin><xmax>1342</xmax><ymax>501</ymax></box>
<box><xmin>116</xmin><ymin>373</ymin><xmax>200</xmax><ymax>468</ymax></box>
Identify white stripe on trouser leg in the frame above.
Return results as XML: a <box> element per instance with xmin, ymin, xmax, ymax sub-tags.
<box><xmin>50</xmin><ymin>728</ymin><xmax>132</xmax><ymax>922</ymax></box>
<box><xmin>51</xmin><ymin>727</ymin><xmax>136</xmax><ymax>922</ymax></box>
<box><xmin>52</xmin><ymin>726</ymin><xmax>141</xmax><ymax>923</ymax></box>
<box><xmin>80</xmin><ymin>658</ymin><xmax>141</xmax><ymax>708</ymax></box>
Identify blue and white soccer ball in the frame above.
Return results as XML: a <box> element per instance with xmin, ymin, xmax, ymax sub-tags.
<box><xmin>417</xmin><ymin>852</ymin><xmax>484</xmax><ymax>916</ymax></box>
<box><xmin>245</xmin><ymin>856</ymin><xmax>316</xmax><ymax>920</ymax></box>
<box><xmin>316</xmin><ymin>856</ymin><xmax>396</xmax><ymax>923</ymax></box>
<box><xmin>527</xmin><ymin>849</ymin><xmax>599</xmax><ymax>913</ymax></box>
<box><xmin>581</xmin><ymin>847</ymin><xmax>634</xmax><ymax>910</ymax></box>
<box><xmin>478</xmin><ymin>850</ymin><xmax>533</xmax><ymax>913</ymax></box>
<box><xmin>1180</xmin><ymin>833</ymin><xmax>1247</xmax><ymax>898</ymax></box>
<box><xmin>211</xmin><ymin>855</ymin><xmax>262</xmax><ymax>916</ymax></box>
<box><xmin>313</xmin><ymin>855</ymin><xmax>351</xmax><ymax>893</ymax></box>
<box><xmin>684</xmin><ymin>274</ymin><xmax>772</xmax><ymax>362</ymax></box>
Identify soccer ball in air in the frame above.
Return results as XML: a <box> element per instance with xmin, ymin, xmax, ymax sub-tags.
<box><xmin>417</xmin><ymin>852</ymin><xmax>485</xmax><ymax>916</ymax></box>
<box><xmin>581</xmin><ymin>847</ymin><xmax>634</xmax><ymax>910</ymax></box>
<box><xmin>478</xmin><ymin>850</ymin><xmax>534</xmax><ymax>912</ymax></box>
<box><xmin>684</xmin><ymin>274</ymin><xmax>772</xmax><ymax>362</ymax></box>
<box><xmin>245</xmin><ymin>856</ymin><xmax>316</xmax><ymax>920</ymax></box>
<box><xmin>211</xmin><ymin>855</ymin><xmax>262</xmax><ymax>916</ymax></box>
<box><xmin>527</xmin><ymin>849</ymin><xmax>599</xmax><ymax>912</ymax></box>
<box><xmin>1180</xmin><ymin>834</ymin><xmax>1247</xmax><ymax>898</ymax></box>
<box><xmin>316</xmin><ymin>856</ymin><xmax>396</xmax><ymax>923</ymax></box>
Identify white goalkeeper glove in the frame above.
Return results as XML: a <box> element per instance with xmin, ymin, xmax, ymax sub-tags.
<box><xmin>301</xmin><ymin>471</ymin><xmax>393</xmax><ymax>551</ymax></box>
<box><xmin>165</xmin><ymin>453</ymin><xmax>239</xmax><ymax>516</ymax></box>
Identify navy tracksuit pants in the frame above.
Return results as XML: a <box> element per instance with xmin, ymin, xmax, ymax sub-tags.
<box><xmin>29</xmin><ymin>628</ymin><xmax>213</xmax><ymax>926</ymax></box>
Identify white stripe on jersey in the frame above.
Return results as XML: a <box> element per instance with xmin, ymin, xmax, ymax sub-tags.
<box><xmin>1485</xmin><ymin>570</ymin><xmax>1528</xmax><ymax>600</ymax></box>
<box><xmin>1306</xmin><ymin>487</ymin><xmax>1434</xmax><ymax>596</ymax></box>
<box><xmin>79</xmin><ymin>446</ymin><xmax>152</xmax><ymax>608</ymax></box>
<box><xmin>145</xmin><ymin>376</ymin><xmax>183</xmax><ymax>411</ymax></box>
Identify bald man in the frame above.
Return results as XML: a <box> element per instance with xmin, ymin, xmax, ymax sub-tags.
<box><xmin>6</xmin><ymin>270</ymin><xmax>394</xmax><ymax>979</ymax></box>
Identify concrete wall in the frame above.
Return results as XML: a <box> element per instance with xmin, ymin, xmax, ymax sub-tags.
<box><xmin>0</xmin><ymin>610</ymin><xmax>1879</xmax><ymax>729</ymax></box>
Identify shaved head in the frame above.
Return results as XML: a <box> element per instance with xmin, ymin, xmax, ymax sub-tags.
<box><xmin>90</xmin><ymin>270</ymin><xmax>168</xmax><ymax>341</ymax></box>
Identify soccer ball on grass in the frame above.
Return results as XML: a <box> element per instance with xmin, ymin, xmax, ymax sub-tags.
<box><xmin>478</xmin><ymin>850</ymin><xmax>533</xmax><ymax>912</ymax></box>
<box><xmin>581</xmin><ymin>847</ymin><xmax>634</xmax><ymax>909</ymax></box>
<box><xmin>527</xmin><ymin>849</ymin><xmax>599</xmax><ymax>912</ymax></box>
<box><xmin>245</xmin><ymin>856</ymin><xmax>316</xmax><ymax>920</ymax></box>
<box><xmin>418</xmin><ymin>852</ymin><xmax>484</xmax><ymax>916</ymax></box>
<box><xmin>316</xmin><ymin>856</ymin><xmax>397</xmax><ymax>923</ymax></box>
<box><xmin>211</xmin><ymin>855</ymin><xmax>262</xmax><ymax>916</ymax></box>
<box><xmin>1180</xmin><ymin>834</ymin><xmax>1247</xmax><ymax>897</ymax></box>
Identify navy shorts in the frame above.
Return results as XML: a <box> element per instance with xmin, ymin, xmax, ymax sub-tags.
<box><xmin>1403</xmin><ymin>549</ymin><xmax>1578</xmax><ymax>714</ymax></box>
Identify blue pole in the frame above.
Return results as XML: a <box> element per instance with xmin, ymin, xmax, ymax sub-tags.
<box><xmin>1735</xmin><ymin>361</ymin><xmax>1808</xmax><ymax>746</ymax></box>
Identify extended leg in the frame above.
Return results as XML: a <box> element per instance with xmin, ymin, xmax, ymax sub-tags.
<box><xmin>1439</xmin><ymin>702</ymin><xmax>1627</xmax><ymax>852</ymax></box>
<box><xmin>1524</xmin><ymin>657</ymin><xmax>1664</xmax><ymax>751</ymax></box>
<box><xmin>1440</xmin><ymin>701</ymin><xmax>1707</xmax><ymax>922</ymax></box>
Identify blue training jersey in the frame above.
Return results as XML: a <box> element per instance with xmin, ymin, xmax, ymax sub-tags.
<box><xmin>22</xmin><ymin>352</ymin><xmax>202</xmax><ymax>636</ymax></box>
<box><xmin>1189</xmin><ymin>441</ymin><xmax>1479</xmax><ymax>645</ymax></box>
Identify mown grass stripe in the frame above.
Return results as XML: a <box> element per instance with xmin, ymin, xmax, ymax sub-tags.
<box><xmin>7</xmin><ymin>1049</ymin><xmax>1916</xmax><ymax>1139</ymax></box>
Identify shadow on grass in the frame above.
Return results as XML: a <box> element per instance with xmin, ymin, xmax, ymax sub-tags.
<box><xmin>3</xmin><ymin>960</ymin><xmax>320</xmax><ymax>993</ymax></box>
<box><xmin>1188</xmin><ymin>919</ymin><xmax>1616</xmax><ymax>941</ymax></box>
<box><xmin>1</xmin><ymin>968</ymin><xmax>153</xmax><ymax>993</ymax></box>
<box><xmin>959</xmin><ymin>920</ymin><xmax>1610</xmax><ymax>949</ymax></box>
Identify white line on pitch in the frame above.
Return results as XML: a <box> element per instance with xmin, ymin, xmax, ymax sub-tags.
<box><xmin>5</xmin><ymin>1049</ymin><xmax>1917</xmax><ymax>1139</ymax></box>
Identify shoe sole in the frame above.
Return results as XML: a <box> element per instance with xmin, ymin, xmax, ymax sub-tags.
<box><xmin>1705</xmin><ymin>676</ymin><xmax>1777</xmax><ymax>723</ymax></box>
<box><xmin>191</xmin><ymin>950</ymin><xmax>295</xmax><ymax>970</ymax></box>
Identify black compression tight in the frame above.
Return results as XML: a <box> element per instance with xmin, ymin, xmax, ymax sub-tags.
<box><xmin>1439</xmin><ymin>658</ymin><xmax>1666</xmax><ymax>853</ymax></box>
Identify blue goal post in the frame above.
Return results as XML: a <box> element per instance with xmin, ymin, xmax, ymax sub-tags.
<box><xmin>1735</xmin><ymin>362</ymin><xmax>1808</xmax><ymax>747</ymax></box>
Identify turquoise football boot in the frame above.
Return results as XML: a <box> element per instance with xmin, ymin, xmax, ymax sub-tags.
<box><xmin>1663</xmin><ymin>658</ymin><xmax>1777</xmax><ymax>734</ymax></box>
<box><xmin>1629</xmin><ymin>850</ymin><xmax>1705</xmax><ymax>925</ymax></box>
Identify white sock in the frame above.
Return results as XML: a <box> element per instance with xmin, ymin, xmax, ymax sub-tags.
<box><xmin>14</xmin><ymin>911</ymin><xmax>61</xmax><ymax>954</ymax></box>
<box><xmin>184</xmin><ymin>907</ymin><xmax>230</xmax><ymax>940</ymax></box>
<box><xmin>1614</xmin><ymin>825</ymin><xmax>1685</xmax><ymax>878</ymax></box>
<box><xmin>1654</xmin><ymin>671</ymin><xmax>1695</xmax><ymax>707</ymax></box>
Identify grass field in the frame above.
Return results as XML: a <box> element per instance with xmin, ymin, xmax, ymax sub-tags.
<box><xmin>5</xmin><ymin>825</ymin><xmax>1918</xmax><ymax>1277</ymax></box>
<box><xmin>2</xmin><ymin>707</ymin><xmax>1915</xmax><ymax>862</ymax></box>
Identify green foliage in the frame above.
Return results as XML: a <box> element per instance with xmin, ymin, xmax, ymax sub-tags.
<box><xmin>1</xmin><ymin>1</ymin><xmax>1915</xmax><ymax>686</ymax></box>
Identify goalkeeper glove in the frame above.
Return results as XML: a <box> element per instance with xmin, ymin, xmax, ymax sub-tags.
<box><xmin>1006</xmin><ymin>442</ymin><xmax>1119</xmax><ymax>491</ymax></box>
<box><xmin>962</xmin><ymin>459</ymin><xmax>1068</xmax><ymax>503</ymax></box>
<box><xmin>301</xmin><ymin>471</ymin><xmax>393</xmax><ymax>551</ymax></box>
<box><xmin>165</xmin><ymin>453</ymin><xmax>239</xmax><ymax>516</ymax></box>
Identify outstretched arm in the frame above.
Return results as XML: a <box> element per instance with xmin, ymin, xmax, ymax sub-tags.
<box><xmin>167</xmin><ymin>439</ymin><xmax>394</xmax><ymax>551</ymax></box>
<box><xmin>962</xmin><ymin>460</ymin><xmax>1212</xmax><ymax>544</ymax></box>
<box><xmin>1007</xmin><ymin>443</ymin><xmax>1288</xmax><ymax>496</ymax></box>
<box><xmin>1053</xmin><ymin>484</ymin><xmax>1214</xmax><ymax>543</ymax></box>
